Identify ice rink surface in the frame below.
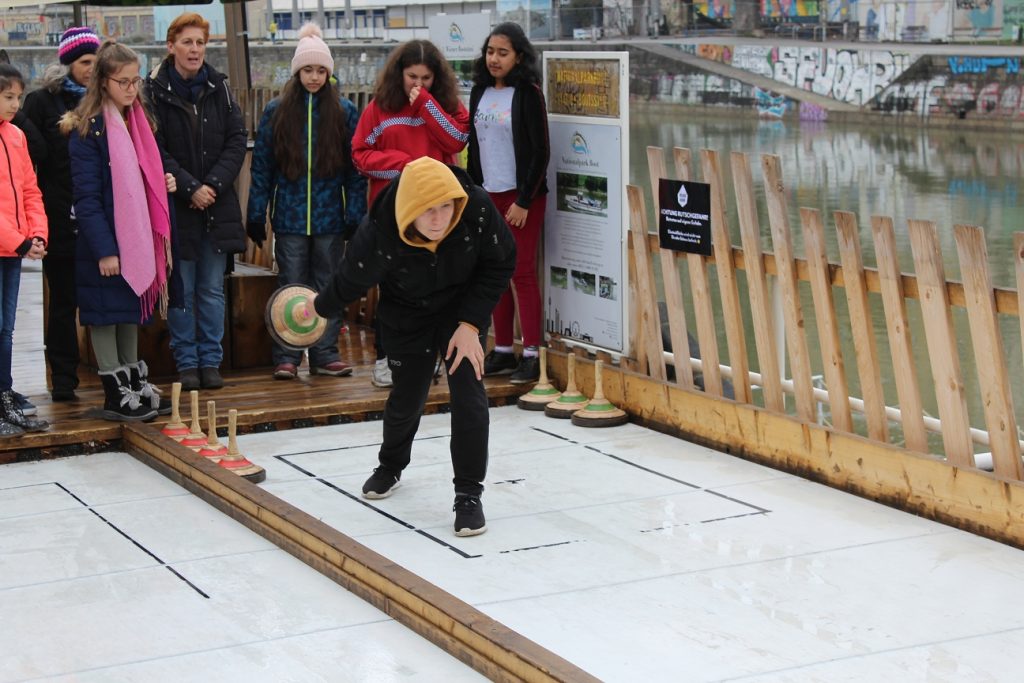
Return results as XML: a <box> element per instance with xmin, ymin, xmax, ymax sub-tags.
<box><xmin>3</xmin><ymin>405</ymin><xmax>1024</xmax><ymax>682</ymax></box>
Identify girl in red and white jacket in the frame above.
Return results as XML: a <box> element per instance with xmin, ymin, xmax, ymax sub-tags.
<box><xmin>353</xmin><ymin>39</ymin><xmax>470</xmax><ymax>387</ymax></box>
<box><xmin>354</xmin><ymin>40</ymin><xmax>470</xmax><ymax>207</ymax></box>
<box><xmin>0</xmin><ymin>65</ymin><xmax>49</xmax><ymax>435</ymax></box>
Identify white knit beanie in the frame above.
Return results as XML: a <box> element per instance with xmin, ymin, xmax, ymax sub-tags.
<box><xmin>291</xmin><ymin>23</ymin><xmax>334</xmax><ymax>75</ymax></box>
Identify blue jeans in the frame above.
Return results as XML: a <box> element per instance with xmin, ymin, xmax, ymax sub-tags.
<box><xmin>273</xmin><ymin>233</ymin><xmax>344</xmax><ymax>367</ymax></box>
<box><xmin>167</xmin><ymin>240</ymin><xmax>227</xmax><ymax>370</ymax></box>
<box><xmin>0</xmin><ymin>258</ymin><xmax>22</xmax><ymax>392</ymax></box>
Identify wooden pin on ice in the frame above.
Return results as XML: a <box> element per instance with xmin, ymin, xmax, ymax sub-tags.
<box><xmin>198</xmin><ymin>400</ymin><xmax>228</xmax><ymax>460</ymax></box>
<box><xmin>517</xmin><ymin>346</ymin><xmax>561</xmax><ymax>410</ymax></box>
<box><xmin>179</xmin><ymin>390</ymin><xmax>208</xmax><ymax>450</ymax></box>
<box><xmin>572</xmin><ymin>360</ymin><xmax>628</xmax><ymax>427</ymax></box>
<box><xmin>217</xmin><ymin>409</ymin><xmax>266</xmax><ymax>483</ymax></box>
<box><xmin>544</xmin><ymin>354</ymin><xmax>589</xmax><ymax>418</ymax></box>
<box><xmin>160</xmin><ymin>382</ymin><xmax>189</xmax><ymax>440</ymax></box>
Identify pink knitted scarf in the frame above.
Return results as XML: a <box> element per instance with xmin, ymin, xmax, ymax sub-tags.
<box><xmin>103</xmin><ymin>100</ymin><xmax>171</xmax><ymax>321</ymax></box>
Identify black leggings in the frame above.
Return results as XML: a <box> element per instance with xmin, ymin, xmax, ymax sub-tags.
<box><xmin>377</xmin><ymin>334</ymin><xmax>490</xmax><ymax>497</ymax></box>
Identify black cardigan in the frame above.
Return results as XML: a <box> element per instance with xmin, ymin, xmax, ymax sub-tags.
<box><xmin>467</xmin><ymin>81</ymin><xmax>550</xmax><ymax>209</ymax></box>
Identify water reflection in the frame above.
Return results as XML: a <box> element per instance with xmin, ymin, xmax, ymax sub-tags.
<box><xmin>626</xmin><ymin>104</ymin><xmax>1024</xmax><ymax>449</ymax></box>
<box><xmin>629</xmin><ymin>105</ymin><xmax>1024</xmax><ymax>287</ymax></box>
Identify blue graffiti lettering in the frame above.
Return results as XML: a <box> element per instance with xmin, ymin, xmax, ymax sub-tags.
<box><xmin>948</xmin><ymin>57</ymin><xmax>1020</xmax><ymax>75</ymax></box>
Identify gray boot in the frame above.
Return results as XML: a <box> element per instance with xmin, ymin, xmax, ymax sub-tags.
<box><xmin>0</xmin><ymin>390</ymin><xmax>49</xmax><ymax>432</ymax></box>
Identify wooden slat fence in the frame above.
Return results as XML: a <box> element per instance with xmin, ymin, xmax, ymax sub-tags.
<box><xmin>628</xmin><ymin>146</ymin><xmax>1024</xmax><ymax>481</ymax></box>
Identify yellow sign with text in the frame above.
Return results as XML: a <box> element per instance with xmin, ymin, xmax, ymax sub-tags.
<box><xmin>546</xmin><ymin>59</ymin><xmax>620</xmax><ymax>118</ymax></box>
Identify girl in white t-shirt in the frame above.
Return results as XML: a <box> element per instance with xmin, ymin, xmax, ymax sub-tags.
<box><xmin>467</xmin><ymin>22</ymin><xmax>550</xmax><ymax>385</ymax></box>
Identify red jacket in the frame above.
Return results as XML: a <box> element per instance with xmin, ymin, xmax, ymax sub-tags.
<box><xmin>353</xmin><ymin>89</ymin><xmax>469</xmax><ymax>205</ymax></box>
<box><xmin>0</xmin><ymin>119</ymin><xmax>47</xmax><ymax>257</ymax></box>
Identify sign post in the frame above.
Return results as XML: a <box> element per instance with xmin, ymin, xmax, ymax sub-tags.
<box><xmin>428</xmin><ymin>13</ymin><xmax>491</xmax><ymax>62</ymax></box>
<box><xmin>542</xmin><ymin>52</ymin><xmax>629</xmax><ymax>356</ymax></box>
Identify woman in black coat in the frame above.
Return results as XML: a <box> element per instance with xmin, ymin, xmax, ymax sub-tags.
<box><xmin>145</xmin><ymin>12</ymin><xmax>247</xmax><ymax>391</ymax></box>
<box><xmin>21</xmin><ymin>26</ymin><xmax>101</xmax><ymax>401</ymax></box>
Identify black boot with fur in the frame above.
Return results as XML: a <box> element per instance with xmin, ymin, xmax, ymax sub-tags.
<box><xmin>99</xmin><ymin>368</ymin><xmax>157</xmax><ymax>422</ymax></box>
<box><xmin>129</xmin><ymin>361</ymin><xmax>172</xmax><ymax>415</ymax></box>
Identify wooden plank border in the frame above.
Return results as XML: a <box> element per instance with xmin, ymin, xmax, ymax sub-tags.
<box><xmin>730</xmin><ymin>151</ymin><xmax>784</xmax><ymax>412</ymax></box>
<box><xmin>122</xmin><ymin>424</ymin><xmax>599</xmax><ymax>683</ymax></box>
<box><xmin>908</xmin><ymin>220</ymin><xmax>974</xmax><ymax>467</ymax></box>
<box><xmin>834</xmin><ymin>211</ymin><xmax>889</xmax><ymax>443</ymax></box>
<box><xmin>701</xmin><ymin>149</ymin><xmax>751</xmax><ymax>403</ymax></box>
<box><xmin>646</xmin><ymin>147</ymin><xmax>693</xmax><ymax>388</ymax></box>
<box><xmin>954</xmin><ymin>225</ymin><xmax>1023</xmax><ymax>480</ymax></box>
<box><xmin>761</xmin><ymin>155</ymin><xmax>815</xmax><ymax>421</ymax></box>
<box><xmin>676</xmin><ymin>151</ymin><xmax>723</xmax><ymax>396</ymax></box>
<box><xmin>801</xmin><ymin>208</ymin><xmax>852</xmax><ymax>432</ymax></box>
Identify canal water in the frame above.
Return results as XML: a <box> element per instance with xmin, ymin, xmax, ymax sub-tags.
<box><xmin>626</xmin><ymin>104</ymin><xmax>1024</xmax><ymax>450</ymax></box>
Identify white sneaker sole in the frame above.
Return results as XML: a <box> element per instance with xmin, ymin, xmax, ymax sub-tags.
<box><xmin>454</xmin><ymin>524</ymin><xmax>487</xmax><ymax>537</ymax></box>
<box><xmin>362</xmin><ymin>481</ymin><xmax>400</xmax><ymax>499</ymax></box>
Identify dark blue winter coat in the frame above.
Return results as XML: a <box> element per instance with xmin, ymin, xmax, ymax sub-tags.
<box><xmin>67</xmin><ymin>114</ymin><xmax>180</xmax><ymax>325</ymax></box>
<box><xmin>246</xmin><ymin>90</ymin><xmax>366</xmax><ymax>238</ymax></box>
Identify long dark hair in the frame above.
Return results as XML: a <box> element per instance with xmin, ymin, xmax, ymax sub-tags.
<box><xmin>270</xmin><ymin>75</ymin><xmax>349</xmax><ymax>181</ymax></box>
<box><xmin>471</xmin><ymin>22</ymin><xmax>540</xmax><ymax>88</ymax></box>
<box><xmin>372</xmin><ymin>40</ymin><xmax>460</xmax><ymax>114</ymax></box>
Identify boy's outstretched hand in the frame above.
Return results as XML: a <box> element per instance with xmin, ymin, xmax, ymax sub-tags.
<box><xmin>446</xmin><ymin>323</ymin><xmax>484</xmax><ymax>380</ymax></box>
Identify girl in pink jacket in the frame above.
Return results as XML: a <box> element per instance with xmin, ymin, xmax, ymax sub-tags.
<box><xmin>0</xmin><ymin>65</ymin><xmax>49</xmax><ymax>435</ymax></box>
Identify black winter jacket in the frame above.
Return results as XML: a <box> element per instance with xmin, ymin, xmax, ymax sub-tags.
<box><xmin>314</xmin><ymin>166</ymin><xmax>516</xmax><ymax>355</ymax></box>
<box><xmin>146</xmin><ymin>58</ymin><xmax>247</xmax><ymax>259</ymax></box>
<box><xmin>467</xmin><ymin>82</ymin><xmax>549</xmax><ymax>209</ymax></box>
<box><xmin>21</xmin><ymin>87</ymin><xmax>83</xmax><ymax>257</ymax></box>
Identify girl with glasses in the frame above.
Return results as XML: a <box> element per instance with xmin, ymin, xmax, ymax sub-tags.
<box><xmin>62</xmin><ymin>41</ymin><xmax>177</xmax><ymax>421</ymax></box>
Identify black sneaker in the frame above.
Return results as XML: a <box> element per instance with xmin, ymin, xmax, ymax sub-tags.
<box><xmin>362</xmin><ymin>467</ymin><xmax>401</xmax><ymax>499</ymax></box>
<box><xmin>483</xmin><ymin>350</ymin><xmax>517</xmax><ymax>377</ymax></box>
<box><xmin>12</xmin><ymin>391</ymin><xmax>37</xmax><ymax>416</ymax></box>
<box><xmin>179</xmin><ymin>368</ymin><xmax>201</xmax><ymax>391</ymax></box>
<box><xmin>453</xmin><ymin>495</ymin><xmax>487</xmax><ymax>536</ymax></box>
<box><xmin>200</xmin><ymin>367</ymin><xmax>224</xmax><ymax>389</ymax></box>
<box><xmin>509</xmin><ymin>355</ymin><xmax>540</xmax><ymax>385</ymax></box>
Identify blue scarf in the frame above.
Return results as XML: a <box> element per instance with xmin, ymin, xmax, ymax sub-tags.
<box><xmin>61</xmin><ymin>76</ymin><xmax>87</xmax><ymax>102</ymax></box>
<box><xmin>167</xmin><ymin>63</ymin><xmax>208</xmax><ymax>104</ymax></box>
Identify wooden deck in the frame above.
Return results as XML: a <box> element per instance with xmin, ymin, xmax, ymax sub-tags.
<box><xmin>4</xmin><ymin>262</ymin><xmax>524</xmax><ymax>463</ymax></box>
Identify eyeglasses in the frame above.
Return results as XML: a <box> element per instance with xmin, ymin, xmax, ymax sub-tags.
<box><xmin>110</xmin><ymin>77</ymin><xmax>143</xmax><ymax>91</ymax></box>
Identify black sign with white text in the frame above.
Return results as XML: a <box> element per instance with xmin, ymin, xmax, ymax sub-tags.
<box><xmin>658</xmin><ymin>178</ymin><xmax>711</xmax><ymax>256</ymax></box>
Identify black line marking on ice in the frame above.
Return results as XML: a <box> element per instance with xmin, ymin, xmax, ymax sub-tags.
<box><xmin>52</xmin><ymin>482</ymin><xmax>210</xmax><ymax>599</ymax></box>
<box><xmin>500</xmin><ymin>540</ymin><xmax>581</xmax><ymax>554</ymax></box>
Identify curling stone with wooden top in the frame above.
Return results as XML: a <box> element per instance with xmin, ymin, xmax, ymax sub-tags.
<box><xmin>198</xmin><ymin>400</ymin><xmax>228</xmax><ymax>460</ymax></box>
<box><xmin>160</xmin><ymin>382</ymin><xmax>189</xmax><ymax>440</ymax></box>
<box><xmin>180</xmin><ymin>390</ymin><xmax>208</xmax><ymax>449</ymax></box>
<box><xmin>518</xmin><ymin>347</ymin><xmax>561</xmax><ymax>410</ymax></box>
<box><xmin>265</xmin><ymin>284</ymin><xmax>327</xmax><ymax>351</ymax></box>
<box><xmin>572</xmin><ymin>360</ymin><xmax>628</xmax><ymax>427</ymax></box>
<box><xmin>217</xmin><ymin>409</ymin><xmax>267</xmax><ymax>483</ymax></box>
<box><xmin>544</xmin><ymin>354</ymin><xmax>589</xmax><ymax>418</ymax></box>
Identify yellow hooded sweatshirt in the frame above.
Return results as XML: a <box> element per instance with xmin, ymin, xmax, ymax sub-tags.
<box><xmin>394</xmin><ymin>157</ymin><xmax>468</xmax><ymax>252</ymax></box>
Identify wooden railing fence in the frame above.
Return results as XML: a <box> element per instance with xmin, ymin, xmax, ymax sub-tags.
<box><xmin>627</xmin><ymin>146</ymin><xmax>1024</xmax><ymax>482</ymax></box>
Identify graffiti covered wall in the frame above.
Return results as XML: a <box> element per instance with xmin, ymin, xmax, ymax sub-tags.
<box><xmin>639</xmin><ymin>43</ymin><xmax>1024</xmax><ymax>121</ymax></box>
<box><xmin>690</xmin><ymin>44</ymin><xmax>913</xmax><ymax>106</ymax></box>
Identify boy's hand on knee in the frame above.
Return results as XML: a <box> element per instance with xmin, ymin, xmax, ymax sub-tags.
<box><xmin>446</xmin><ymin>323</ymin><xmax>484</xmax><ymax>380</ymax></box>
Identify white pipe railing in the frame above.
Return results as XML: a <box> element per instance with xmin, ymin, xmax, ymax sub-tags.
<box><xmin>666</xmin><ymin>350</ymin><xmax>1024</xmax><ymax>456</ymax></box>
